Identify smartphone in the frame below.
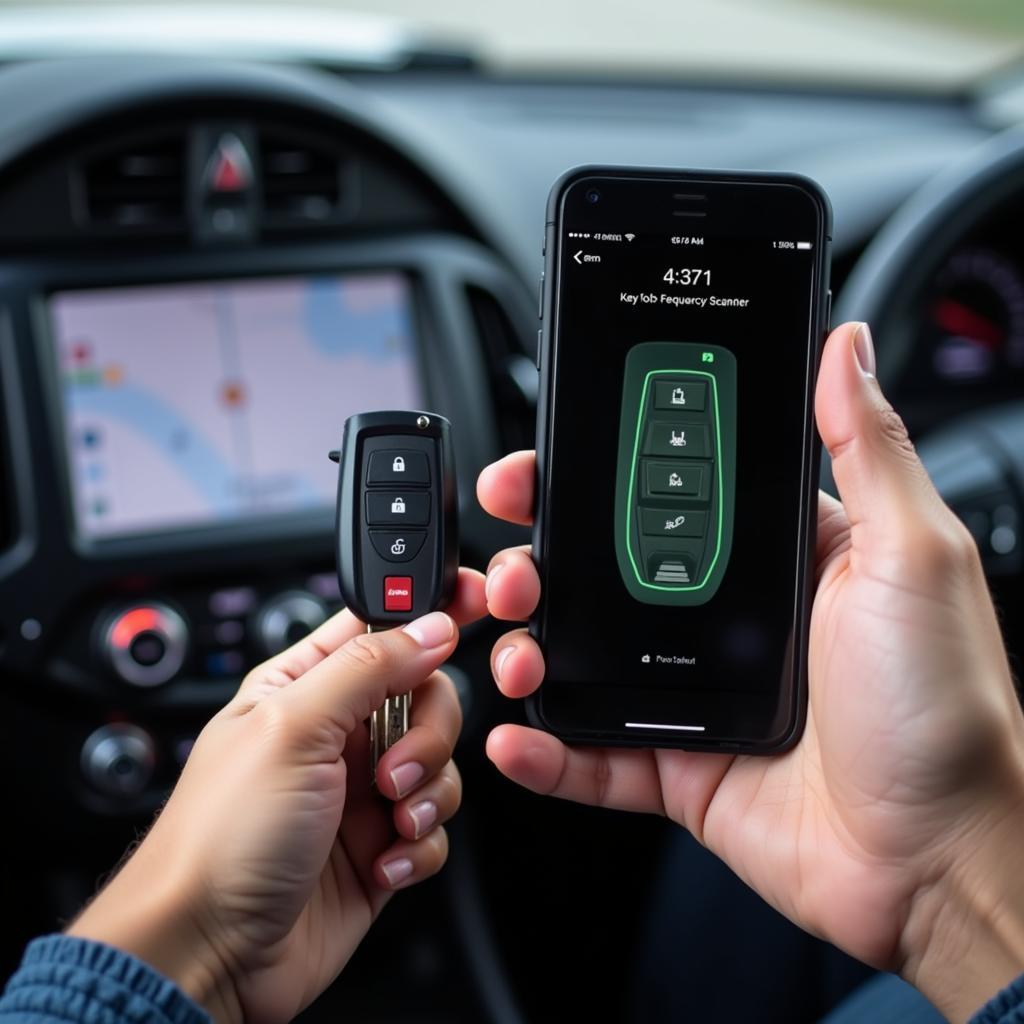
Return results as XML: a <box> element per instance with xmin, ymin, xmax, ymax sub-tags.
<box><xmin>530</xmin><ymin>166</ymin><xmax>831</xmax><ymax>753</ymax></box>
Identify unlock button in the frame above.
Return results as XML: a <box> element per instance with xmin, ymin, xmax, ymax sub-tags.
<box><xmin>366</xmin><ymin>491</ymin><xmax>430</xmax><ymax>525</ymax></box>
<box><xmin>370</xmin><ymin>531</ymin><xmax>427</xmax><ymax>562</ymax></box>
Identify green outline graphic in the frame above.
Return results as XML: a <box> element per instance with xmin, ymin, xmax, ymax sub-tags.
<box><xmin>624</xmin><ymin>369</ymin><xmax>722</xmax><ymax>591</ymax></box>
<box><xmin>613</xmin><ymin>342</ymin><xmax>737</xmax><ymax>607</ymax></box>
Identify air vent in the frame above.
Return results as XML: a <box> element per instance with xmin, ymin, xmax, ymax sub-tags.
<box><xmin>79</xmin><ymin>131</ymin><xmax>186</xmax><ymax>231</ymax></box>
<box><xmin>259</xmin><ymin>127</ymin><xmax>348</xmax><ymax>226</ymax></box>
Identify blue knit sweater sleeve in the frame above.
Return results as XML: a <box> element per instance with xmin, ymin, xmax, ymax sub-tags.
<box><xmin>970</xmin><ymin>972</ymin><xmax>1024</xmax><ymax>1024</ymax></box>
<box><xmin>0</xmin><ymin>935</ymin><xmax>209</xmax><ymax>1024</ymax></box>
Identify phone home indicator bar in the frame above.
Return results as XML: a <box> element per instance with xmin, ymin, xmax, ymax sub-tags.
<box><xmin>625</xmin><ymin>721</ymin><xmax>706</xmax><ymax>732</ymax></box>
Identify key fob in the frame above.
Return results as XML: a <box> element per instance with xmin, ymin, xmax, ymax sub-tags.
<box><xmin>331</xmin><ymin>411</ymin><xmax>458</xmax><ymax>627</ymax></box>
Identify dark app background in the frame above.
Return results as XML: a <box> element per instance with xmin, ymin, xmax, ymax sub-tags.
<box><xmin>540</xmin><ymin>179</ymin><xmax>821</xmax><ymax>717</ymax></box>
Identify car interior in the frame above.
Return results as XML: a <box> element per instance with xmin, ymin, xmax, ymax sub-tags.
<box><xmin>0</xmin><ymin>3</ymin><xmax>1022</xmax><ymax>1022</ymax></box>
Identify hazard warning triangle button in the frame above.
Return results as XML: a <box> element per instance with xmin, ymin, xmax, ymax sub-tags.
<box><xmin>205</xmin><ymin>134</ymin><xmax>253</xmax><ymax>194</ymax></box>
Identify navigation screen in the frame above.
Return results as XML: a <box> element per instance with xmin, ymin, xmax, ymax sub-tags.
<box><xmin>50</xmin><ymin>273</ymin><xmax>420</xmax><ymax>540</ymax></box>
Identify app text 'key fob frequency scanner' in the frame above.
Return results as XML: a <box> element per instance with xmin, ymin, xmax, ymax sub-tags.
<box><xmin>331</xmin><ymin>411</ymin><xmax>458</xmax><ymax>769</ymax></box>
<box><xmin>614</xmin><ymin>342</ymin><xmax>736</xmax><ymax>606</ymax></box>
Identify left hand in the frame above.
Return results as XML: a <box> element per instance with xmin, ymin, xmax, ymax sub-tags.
<box><xmin>67</xmin><ymin>568</ymin><xmax>486</xmax><ymax>1024</ymax></box>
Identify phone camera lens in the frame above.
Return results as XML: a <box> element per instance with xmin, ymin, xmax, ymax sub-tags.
<box><xmin>585</xmin><ymin>188</ymin><xmax>601</xmax><ymax>204</ymax></box>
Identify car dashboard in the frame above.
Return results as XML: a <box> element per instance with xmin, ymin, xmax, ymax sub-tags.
<box><xmin>0</xmin><ymin>51</ymin><xmax>1020</xmax><ymax>1024</ymax></box>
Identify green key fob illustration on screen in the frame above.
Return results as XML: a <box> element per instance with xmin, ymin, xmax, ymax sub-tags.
<box><xmin>614</xmin><ymin>341</ymin><xmax>737</xmax><ymax>606</ymax></box>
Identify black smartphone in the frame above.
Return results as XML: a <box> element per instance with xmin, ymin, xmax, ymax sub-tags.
<box><xmin>530</xmin><ymin>166</ymin><xmax>831</xmax><ymax>753</ymax></box>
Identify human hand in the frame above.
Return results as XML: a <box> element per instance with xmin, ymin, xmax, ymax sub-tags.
<box><xmin>67</xmin><ymin>569</ymin><xmax>486</xmax><ymax>1024</ymax></box>
<box><xmin>477</xmin><ymin>322</ymin><xmax>1024</xmax><ymax>1022</ymax></box>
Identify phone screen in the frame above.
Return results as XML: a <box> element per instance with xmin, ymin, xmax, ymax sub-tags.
<box><xmin>535</xmin><ymin>172</ymin><xmax>829</xmax><ymax>747</ymax></box>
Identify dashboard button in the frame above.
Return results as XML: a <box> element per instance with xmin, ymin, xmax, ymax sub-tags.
<box><xmin>653</xmin><ymin>380</ymin><xmax>707</xmax><ymax>411</ymax></box>
<box><xmin>367</xmin><ymin>450</ymin><xmax>429</xmax><ymax>486</ymax></box>
<box><xmin>205</xmin><ymin>650</ymin><xmax>246</xmax><ymax>677</ymax></box>
<box><xmin>370</xmin><ymin>530</ymin><xmax>427</xmax><ymax>562</ymax></box>
<box><xmin>80</xmin><ymin>724</ymin><xmax>155</xmax><ymax>799</ymax></box>
<box><xmin>366</xmin><ymin>491</ymin><xmax>430</xmax><ymax>525</ymax></box>
<box><xmin>129</xmin><ymin>631</ymin><xmax>167</xmax><ymax>667</ymax></box>
<box><xmin>103</xmin><ymin>603</ymin><xmax>188</xmax><ymax>687</ymax></box>
<box><xmin>255</xmin><ymin>591</ymin><xmax>327</xmax><ymax>655</ymax></box>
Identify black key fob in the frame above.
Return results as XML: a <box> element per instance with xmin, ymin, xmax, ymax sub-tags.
<box><xmin>331</xmin><ymin>411</ymin><xmax>458</xmax><ymax>627</ymax></box>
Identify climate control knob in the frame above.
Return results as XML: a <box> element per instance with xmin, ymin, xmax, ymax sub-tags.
<box><xmin>103</xmin><ymin>603</ymin><xmax>188</xmax><ymax>686</ymax></box>
<box><xmin>81</xmin><ymin>724</ymin><xmax>156</xmax><ymax>798</ymax></box>
<box><xmin>255</xmin><ymin>591</ymin><xmax>328</xmax><ymax>655</ymax></box>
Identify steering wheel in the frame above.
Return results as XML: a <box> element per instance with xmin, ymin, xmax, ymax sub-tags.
<box><xmin>834</xmin><ymin>126</ymin><xmax>1024</xmax><ymax>581</ymax></box>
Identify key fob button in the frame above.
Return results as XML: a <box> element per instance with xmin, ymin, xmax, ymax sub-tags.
<box><xmin>367</xmin><ymin>450</ymin><xmax>430</xmax><ymax>486</ymax></box>
<box><xmin>366</xmin><ymin>491</ymin><xmax>430</xmax><ymax>525</ymax></box>
<box><xmin>383</xmin><ymin>577</ymin><xmax>414</xmax><ymax>612</ymax></box>
<box><xmin>653</xmin><ymin>380</ymin><xmax>707</xmax><ymax>411</ymax></box>
<box><xmin>643</xmin><ymin>422</ymin><xmax>711</xmax><ymax>458</ymax></box>
<box><xmin>639</xmin><ymin>509</ymin><xmax>707</xmax><ymax>537</ymax></box>
<box><xmin>370</xmin><ymin>530</ymin><xmax>427</xmax><ymax>562</ymax></box>
<box><xmin>644</xmin><ymin>460</ymin><xmax>707</xmax><ymax>497</ymax></box>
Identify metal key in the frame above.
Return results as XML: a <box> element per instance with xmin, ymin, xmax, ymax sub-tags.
<box><xmin>330</xmin><ymin>411</ymin><xmax>458</xmax><ymax>774</ymax></box>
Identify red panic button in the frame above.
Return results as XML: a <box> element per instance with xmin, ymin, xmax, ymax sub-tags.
<box><xmin>384</xmin><ymin>577</ymin><xmax>413</xmax><ymax>612</ymax></box>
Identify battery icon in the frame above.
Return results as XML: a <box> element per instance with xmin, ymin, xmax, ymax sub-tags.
<box><xmin>796</xmin><ymin>241</ymin><xmax>813</xmax><ymax>250</ymax></box>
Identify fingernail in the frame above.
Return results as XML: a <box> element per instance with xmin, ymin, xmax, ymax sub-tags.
<box><xmin>381</xmin><ymin>857</ymin><xmax>415</xmax><ymax>889</ymax></box>
<box><xmin>390</xmin><ymin>761</ymin><xmax>425</xmax><ymax>798</ymax></box>
<box><xmin>853</xmin><ymin>322</ymin><xmax>876</xmax><ymax>378</ymax></box>
<box><xmin>484</xmin><ymin>561</ymin><xmax>505</xmax><ymax>601</ymax></box>
<box><xmin>494</xmin><ymin>645</ymin><xmax>516</xmax><ymax>682</ymax></box>
<box><xmin>403</xmin><ymin>611</ymin><xmax>454</xmax><ymax>649</ymax></box>
<box><xmin>409</xmin><ymin>799</ymin><xmax>438</xmax><ymax>839</ymax></box>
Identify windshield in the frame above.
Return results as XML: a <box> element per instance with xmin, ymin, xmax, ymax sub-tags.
<box><xmin>323</xmin><ymin>0</ymin><xmax>1024</xmax><ymax>88</ymax></box>
<box><xmin>4</xmin><ymin>0</ymin><xmax>1024</xmax><ymax>89</ymax></box>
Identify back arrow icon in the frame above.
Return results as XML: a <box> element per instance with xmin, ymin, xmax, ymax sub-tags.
<box><xmin>573</xmin><ymin>249</ymin><xmax>584</xmax><ymax>264</ymax></box>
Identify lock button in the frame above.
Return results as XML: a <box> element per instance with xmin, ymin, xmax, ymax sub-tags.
<box><xmin>366</xmin><ymin>491</ymin><xmax>430</xmax><ymax>525</ymax></box>
<box><xmin>367</xmin><ymin>450</ymin><xmax>430</xmax><ymax>486</ymax></box>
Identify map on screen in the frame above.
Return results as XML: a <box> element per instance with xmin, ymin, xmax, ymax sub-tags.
<box><xmin>51</xmin><ymin>273</ymin><xmax>421</xmax><ymax>539</ymax></box>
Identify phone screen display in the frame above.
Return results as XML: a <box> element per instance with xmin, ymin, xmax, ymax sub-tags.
<box><xmin>536</xmin><ymin>173</ymin><xmax>828</xmax><ymax>746</ymax></box>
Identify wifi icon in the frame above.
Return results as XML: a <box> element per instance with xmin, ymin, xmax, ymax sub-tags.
<box><xmin>625</xmin><ymin>233</ymin><xmax>635</xmax><ymax>242</ymax></box>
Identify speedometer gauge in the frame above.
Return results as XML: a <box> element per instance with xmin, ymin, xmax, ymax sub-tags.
<box><xmin>927</xmin><ymin>247</ymin><xmax>1024</xmax><ymax>382</ymax></box>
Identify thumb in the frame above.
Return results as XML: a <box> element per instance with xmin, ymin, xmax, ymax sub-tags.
<box><xmin>267</xmin><ymin>611</ymin><xmax>457</xmax><ymax>752</ymax></box>
<box><xmin>815</xmin><ymin>321</ymin><xmax>959</xmax><ymax>566</ymax></box>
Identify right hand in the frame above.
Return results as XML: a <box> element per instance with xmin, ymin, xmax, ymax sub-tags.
<box><xmin>477</xmin><ymin>321</ymin><xmax>1024</xmax><ymax>1022</ymax></box>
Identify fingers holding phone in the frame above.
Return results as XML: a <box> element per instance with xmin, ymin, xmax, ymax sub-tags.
<box><xmin>477</xmin><ymin>454</ymin><xmax>545</xmax><ymax>698</ymax></box>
